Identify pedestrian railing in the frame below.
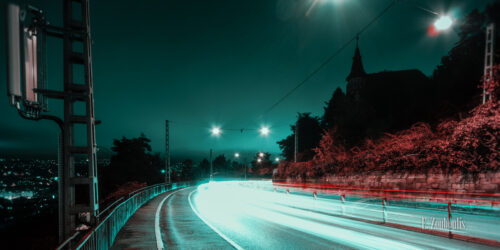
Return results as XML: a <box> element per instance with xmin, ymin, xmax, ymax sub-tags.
<box><xmin>56</xmin><ymin>182</ymin><xmax>192</xmax><ymax>250</ymax></box>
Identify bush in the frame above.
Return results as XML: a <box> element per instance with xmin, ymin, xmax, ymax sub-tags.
<box><xmin>276</xmin><ymin>67</ymin><xmax>500</xmax><ymax>179</ymax></box>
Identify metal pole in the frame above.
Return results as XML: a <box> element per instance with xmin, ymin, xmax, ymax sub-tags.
<box><xmin>448</xmin><ymin>202</ymin><xmax>452</xmax><ymax>238</ymax></box>
<box><xmin>62</xmin><ymin>0</ymin><xmax>99</xmax><ymax>239</ymax></box>
<box><xmin>57</xmin><ymin>133</ymin><xmax>64</xmax><ymax>243</ymax></box>
<box><xmin>165</xmin><ymin>120</ymin><xmax>170</xmax><ymax>184</ymax></box>
<box><xmin>210</xmin><ymin>149</ymin><xmax>213</xmax><ymax>181</ymax></box>
<box><xmin>341</xmin><ymin>193</ymin><xmax>346</xmax><ymax>215</ymax></box>
<box><xmin>5</xmin><ymin>1</ymin><xmax>98</xmax><ymax>243</ymax></box>
<box><xmin>382</xmin><ymin>198</ymin><xmax>387</xmax><ymax>223</ymax></box>
<box><xmin>244</xmin><ymin>157</ymin><xmax>247</xmax><ymax>180</ymax></box>
<box><xmin>483</xmin><ymin>23</ymin><xmax>495</xmax><ymax>104</ymax></box>
<box><xmin>294</xmin><ymin>121</ymin><xmax>299</xmax><ymax>163</ymax></box>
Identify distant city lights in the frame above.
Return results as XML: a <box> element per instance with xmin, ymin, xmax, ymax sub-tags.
<box><xmin>0</xmin><ymin>191</ymin><xmax>34</xmax><ymax>200</ymax></box>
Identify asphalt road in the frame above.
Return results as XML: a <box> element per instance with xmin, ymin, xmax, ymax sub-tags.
<box><xmin>112</xmin><ymin>181</ymin><xmax>499</xmax><ymax>249</ymax></box>
<box><xmin>112</xmin><ymin>187</ymin><xmax>232</xmax><ymax>249</ymax></box>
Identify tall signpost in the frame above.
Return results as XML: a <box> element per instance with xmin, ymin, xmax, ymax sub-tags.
<box><xmin>5</xmin><ymin>0</ymin><xmax>99</xmax><ymax>243</ymax></box>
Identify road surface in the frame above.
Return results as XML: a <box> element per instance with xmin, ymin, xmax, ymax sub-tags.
<box><xmin>112</xmin><ymin>181</ymin><xmax>498</xmax><ymax>249</ymax></box>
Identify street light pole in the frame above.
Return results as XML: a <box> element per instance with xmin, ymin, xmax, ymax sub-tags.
<box><xmin>165</xmin><ymin>120</ymin><xmax>170</xmax><ymax>184</ymax></box>
<box><xmin>209</xmin><ymin>149</ymin><xmax>213</xmax><ymax>181</ymax></box>
<box><xmin>234</xmin><ymin>152</ymin><xmax>244</xmax><ymax>180</ymax></box>
<box><xmin>294</xmin><ymin>121</ymin><xmax>299</xmax><ymax>163</ymax></box>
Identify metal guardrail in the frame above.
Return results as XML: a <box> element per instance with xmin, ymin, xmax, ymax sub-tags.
<box><xmin>56</xmin><ymin>232</ymin><xmax>80</xmax><ymax>250</ymax></box>
<box><xmin>56</xmin><ymin>182</ymin><xmax>192</xmax><ymax>250</ymax></box>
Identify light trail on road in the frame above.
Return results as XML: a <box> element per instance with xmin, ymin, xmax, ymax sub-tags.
<box><xmin>189</xmin><ymin>181</ymin><xmax>499</xmax><ymax>249</ymax></box>
<box><xmin>188</xmin><ymin>189</ymin><xmax>244</xmax><ymax>250</ymax></box>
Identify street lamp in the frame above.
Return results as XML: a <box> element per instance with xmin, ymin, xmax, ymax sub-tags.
<box><xmin>234</xmin><ymin>152</ymin><xmax>246</xmax><ymax>180</ymax></box>
<box><xmin>434</xmin><ymin>15</ymin><xmax>453</xmax><ymax>31</ymax></box>
<box><xmin>275</xmin><ymin>157</ymin><xmax>280</xmax><ymax>163</ymax></box>
<box><xmin>209</xmin><ymin>126</ymin><xmax>220</xmax><ymax>181</ymax></box>
<box><xmin>257</xmin><ymin>158</ymin><xmax>262</xmax><ymax>163</ymax></box>
<box><xmin>211</xmin><ymin>126</ymin><xmax>221</xmax><ymax>137</ymax></box>
<box><xmin>259</xmin><ymin>152</ymin><xmax>265</xmax><ymax>158</ymax></box>
<box><xmin>259</xmin><ymin>126</ymin><xmax>270</xmax><ymax>136</ymax></box>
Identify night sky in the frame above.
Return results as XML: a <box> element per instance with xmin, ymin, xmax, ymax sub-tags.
<box><xmin>0</xmin><ymin>0</ymin><xmax>494</xmax><ymax>160</ymax></box>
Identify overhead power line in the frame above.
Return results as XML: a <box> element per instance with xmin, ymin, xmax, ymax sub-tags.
<box><xmin>263</xmin><ymin>0</ymin><xmax>397</xmax><ymax>115</ymax></box>
<box><xmin>170</xmin><ymin>120</ymin><xmax>278</xmax><ymax>133</ymax></box>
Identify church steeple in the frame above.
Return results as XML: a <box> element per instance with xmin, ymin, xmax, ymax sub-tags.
<box><xmin>346</xmin><ymin>37</ymin><xmax>366</xmax><ymax>82</ymax></box>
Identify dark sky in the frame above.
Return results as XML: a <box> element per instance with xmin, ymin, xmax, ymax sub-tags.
<box><xmin>0</xmin><ymin>0</ymin><xmax>494</xmax><ymax>160</ymax></box>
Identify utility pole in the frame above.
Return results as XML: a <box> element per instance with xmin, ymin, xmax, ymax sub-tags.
<box><xmin>294</xmin><ymin>121</ymin><xmax>299</xmax><ymax>163</ymax></box>
<box><xmin>165</xmin><ymin>120</ymin><xmax>170</xmax><ymax>184</ymax></box>
<box><xmin>209</xmin><ymin>149</ymin><xmax>213</xmax><ymax>181</ymax></box>
<box><xmin>5</xmin><ymin>1</ymin><xmax>99</xmax><ymax>242</ymax></box>
<box><xmin>483</xmin><ymin>23</ymin><xmax>495</xmax><ymax>104</ymax></box>
<box><xmin>62</xmin><ymin>0</ymin><xmax>99</xmax><ymax>240</ymax></box>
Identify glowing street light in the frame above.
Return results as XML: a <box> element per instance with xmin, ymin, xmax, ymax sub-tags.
<box><xmin>257</xmin><ymin>158</ymin><xmax>262</xmax><ymax>163</ymax></box>
<box><xmin>275</xmin><ymin>157</ymin><xmax>280</xmax><ymax>162</ymax></box>
<box><xmin>234</xmin><ymin>153</ymin><xmax>240</xmax><ymax>158</ymax></box>
<box><xmin>211</xmin><ymin>126</ymin><xmax>221</xmax><ymax>137</ymax></box>
<box><xmin>434</xmin><ymin>15</ymin><xmax>453</xmax><ymax>31</ymax></box>
<box><xmin>259</xmin><ymin>126</ymin><xmax>270</xmax><ymax>136</ymax></box>
<box><xmin>259</xmin><ymin>152</ymin><xmax>265</xmax><ymax>158</ymax></box>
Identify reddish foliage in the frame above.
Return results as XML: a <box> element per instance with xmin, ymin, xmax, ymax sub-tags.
<box><xmin>102</xmin><ymin>181</ymin><xmax>147</xmax><ymax>204</ymax></box>
<box><xmin>275</xmin><ymin>66</ymin><xmax>500</xmax><ymax>179</ymax></box>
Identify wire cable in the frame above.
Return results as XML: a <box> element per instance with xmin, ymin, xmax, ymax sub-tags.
<box><xmin>263</xmin><ymin>0</ymin><xmax>397</xmax><ymax>115</ymax></box>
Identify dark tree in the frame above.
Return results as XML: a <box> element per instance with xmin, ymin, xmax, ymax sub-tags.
<box><xmin>180</xmin><ymin>159</ymin><xmax>195</xmax><ymax>181</ymax></box>
<box><xmin>251</xmin><ymin>152</ymin><xmax>270</xmax><ymax>169</ymax></box>
<box><xmin>196</xmin><ymin>158</ymin><xmax>211</xmax><ymax>179</ymax></box>
<box><xmin>432</xmin><ymin>2</ymin><xmax>500</xmax><ymax>117</ymax></box>
<box><xmin>277</xmin><ymin>134</ymin><xmax>294</xmax><ymax>162</ymax></box>
<box><xmin>213</xmin><ymin>154</ymin><xmax>231</xmax><ymax>176</ymax></box>
<box><xmin>321</xmin><ymin>87</ymin><xmax>348</xmax><ymax>129</ymax></box>
<box><xmin>250</xmin><ymin>152</ymin><xmax>275</xmax><ymax>177</ymax></box>
<box><xmin>277</xmin><ymin>113</ymin><xmax>322</xmax><ymax>162</ymax></box>
<box><xmin>100</xmin><ymin>134</ymin><xmax>163</xmax><ymax>197</ymax></box>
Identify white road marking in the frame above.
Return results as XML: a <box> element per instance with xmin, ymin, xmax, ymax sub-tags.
<box><xmin>188</xmin><ymin>189</ymin><xmax>244</xmax><ymax>250</ymax></box>
<box><xmin>155</xmin><ymin>188</ymin><xmax>185</xmax><ymax>250</ymax></box>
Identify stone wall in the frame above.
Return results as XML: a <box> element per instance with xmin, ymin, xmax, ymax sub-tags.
<box><xmin>282</xmin><ymin>170</ymin><xmax>500</xmax><ymax>206</ymax></box>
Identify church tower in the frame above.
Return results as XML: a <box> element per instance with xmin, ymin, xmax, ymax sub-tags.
<box><xmin>346</xmin><ymin>37</ymin><xmax>367</xmax><ymax>100</ymax></box>
<box><xmin>346</xmin><ymin>37</ymin><xmax>366</xmax><ymax>82</ymax></box>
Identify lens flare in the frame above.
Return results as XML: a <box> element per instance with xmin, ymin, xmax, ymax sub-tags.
<box><xmin>434</xmin><ymin>15</ymin><xmax>453</xmax><ymax>31</ymax></box>
<box><xmin>211</xmin><ymin>126</ymin><xmax>221</xmax><ymax>137</ymax></box>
